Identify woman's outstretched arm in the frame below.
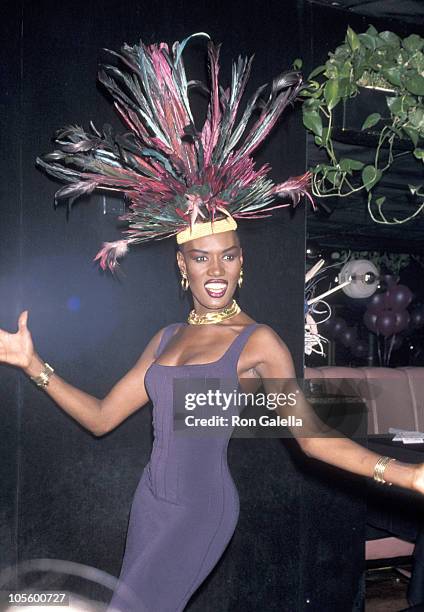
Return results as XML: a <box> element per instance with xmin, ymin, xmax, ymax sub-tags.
<box><xmin>0</xmin><ymin>311</ymin><xmax>164</xmax><ymax>436</ymax></box>
<box><xmin>250</xmin><ymin>325</ymin><xmax>424</xmax><ymax>495</ymax></box>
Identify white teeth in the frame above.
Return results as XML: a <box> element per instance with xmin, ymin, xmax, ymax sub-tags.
<box><xmin>205</xmin><ymin>283</ymin><xmax>226</xmax><ymax>290</ymax></box>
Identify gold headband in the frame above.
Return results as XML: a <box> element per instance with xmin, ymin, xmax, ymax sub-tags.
<box><xmin>176</xmin><ymin>216</ymin><xmax>238</xmax><ymax>244</ymax></box>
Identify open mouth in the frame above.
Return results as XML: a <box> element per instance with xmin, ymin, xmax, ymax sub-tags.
<box><xmin>204</xmin><ymin>281</ymin><xmax>227</xmax><ymax>298</ymax></box>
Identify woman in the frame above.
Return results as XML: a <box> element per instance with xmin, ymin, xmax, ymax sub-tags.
<box><xmin>2</xmin><ymin>32</ymin><xmax>423</xmax><ymax>611</ymax></box>
<box><xmin>1</xmin><ymin>218</ymin><xmax>424</xmax><ymax>611</ymax></box>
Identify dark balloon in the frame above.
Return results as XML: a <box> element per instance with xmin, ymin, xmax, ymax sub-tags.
<box><xmin>393</xmin><ymin>310</ymin><xmax>410</xmax><ymax>333</ymax></box>
<box><xmin>411</xmin><ymin>308</ymin><xmax>424</xmax><ymax>329</ymax></box>
<box><xmin>332</xmin><ymin>317</ymin><xmax>347</xmax><ymax>339</ymax></box>
<box><xmin>352</xmin><ymin>340</ymin><xmax>368</xmax><ymax>358</ymax></box>
<box><xmin>367</xmin><ymin>292</ymin><xmax>389</xmax><ymax>314</ymax></box>
<box><xmin>386</xmin><ymin>284</ymin><xmax>413</xmax><ymax>311</ymax></box>
<box><xmin>340</xmin><ymin>327</ymin><xmax>357</xmax><ymax>347</ymax></box>
<box><xmin>376</xmin><ymin>310</ymin><xmax>396</xmax><ymax>337</ymax></box>
<box><xmin>363</xmin><ymin>310</ymin><xmax>378</xmax><ymax>333</ymax></box>
<box><xmin>404</xmin><ymin>317</ymin><xmax>416</xmax><ymax>335</ymax></box>
<box><xmin>378</xmin><ymin>274</ymin><xmax>398</xmax><ymax>292</ymax></box>
<box><xmin>320</xmin><ymin>317</ymin><xmax>336</xmax><ymax>338</ymax></box>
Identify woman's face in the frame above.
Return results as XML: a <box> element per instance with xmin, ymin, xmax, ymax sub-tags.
<box><xmin>176</xmin><ymin>230</ymin><xmax>243</xmax><ymax>315</ymax></box>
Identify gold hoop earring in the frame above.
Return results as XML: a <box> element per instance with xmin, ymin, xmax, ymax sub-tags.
<box><xmin>238</xmin><ymin>268</ymin><xmax>244</xmax><ymax>288</ymax></box>
<box><xmin>181</xmin><ymin>274</ymin><xmax>189</xmax><ymax>291</ymax></box>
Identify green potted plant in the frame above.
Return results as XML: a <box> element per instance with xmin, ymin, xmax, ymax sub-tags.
<box><xmin>299</xmin><ymin>25</ymin><xmax>424</xmax><ymax>225</ymax></box>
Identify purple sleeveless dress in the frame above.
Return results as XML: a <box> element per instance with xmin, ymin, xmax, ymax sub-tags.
<box><xmin>107</xmin><ymin>322</ymin><xmax>259</xmax><ymax>612</ymax></box>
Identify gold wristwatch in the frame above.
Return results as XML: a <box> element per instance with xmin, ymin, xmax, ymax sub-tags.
<box><xmin>30</xmin><ymin>362</ymin><xmax>55</xmax><ymax>389</ymax></box>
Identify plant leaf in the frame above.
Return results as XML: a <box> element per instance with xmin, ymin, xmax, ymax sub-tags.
<box><xmin>349</xmin><ymin>158</ymin><xmax>365</xmax><ymax>171</ymax></box>
<box><xmin>403</xmin><ymin>126</ymin><xmax>419</xmax><ymax>147</ymax></box>
<box><xmin>325</xmin><ymin>168</ymin><xmax>341</xmax><ymax>186</ymax></box>
<box><xmin>337</xmin><ymin>77</ymin><xmax>352</xmax><ymax>97</ymax></box>
<box><xmin>324</xmin><ymin>79</ymin><xmax>340</xmax><ymax>110</ymax></box>
<box><xmin>403</xmin><ymin>34</ymin><xmax>424</xmax><ymax>54</ymax></box>
<box><xmin>304</xmin><ymin>97</ymin><xmax>320</xmax><ymax>110</ymax></box>
<box><xmin>405</xmin><ymin>74</ymin><xmax>424</xmax><ymax>96</ymax></box>
<box><xmin>386</xmin><ymin>96</ymin><xmax>402</xmax><ymax>114</ymax></box>
<box><xmin>302</xmin><ymin>109</ymin><xmax>323</xmax><ymax>137</ymax></box>
<box><xmin>361</xmin><ymin>113</ymin><xmax>381</xmax><ymax>130</ymax></box>
<box><xmin>366</xmin><ymin>25</ymin><xmax>379</xmax><ymax>37</ymax></box>
<box><xmin>362</xmin><ymin>165</ymin><xmax>382</xmax><ymax>191</ymax></box>
<box><xmin>358</xmin><ymin>33</ymin><xmax>377</xmax><ymax>51</ymax></box>
<box><xmin>409</xmin><ymin>108</ymin><xmax>424</xmax><ymax>130</ymax></box>
<box><xmin>413</xmin><ymin>148</ymin><xmax>424</xmax><ymax>160</ymax></box>
<box><xmin>339</xmin><ymin>158</ymin><xmax>365</xmax><ymax>172</ymax></box>
<box><xmin>347</xmin><ymin>26</ymin><xmax>360</xmax><ymax>52</ymax></box>
<box><xmin>308</xmin><ymin>64</ymin><xmax>325</xmax><ymax>79</ymax></box>
<box><xmin>379</xmin><ymin>31</ymin><xmax>400</xmax><ymax>47</ymax></box>
<box><xmin>381</xmin><ymin>67</ymin><xmax>401</xmax><ymax>87</ymax></box>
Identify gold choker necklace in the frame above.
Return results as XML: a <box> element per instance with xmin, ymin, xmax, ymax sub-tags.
<box><xmin>187</xmin><ymin>300</ymin><xmax>241</xmax><ymax>325</ymax></box>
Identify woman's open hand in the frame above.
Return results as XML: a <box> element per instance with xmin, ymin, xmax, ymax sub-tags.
<box><xmin>0</xmin><ymin>311</ymin><xmax>35</xmax><ymax>369</ymax></box>
<box><xmin>412</xmin><ymin>463</ymin><xmax>424</xmax><ymax>496</ymax></box>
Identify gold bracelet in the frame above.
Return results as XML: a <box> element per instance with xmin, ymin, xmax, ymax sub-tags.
<box><xmin>373</xmin><ymin>456</ymin><xmax>396</xmax><ymax>486</ymax></box>
<box><xmin>30</xmin><ymin>362</ymin><xmax>55</xmax><ymax>389</ymax></box>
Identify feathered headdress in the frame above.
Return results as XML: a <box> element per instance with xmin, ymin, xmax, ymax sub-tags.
<box><xmin>36</xmin><ymin>32</ymin><xmax>313</xmax><ymax>272</ymax></box>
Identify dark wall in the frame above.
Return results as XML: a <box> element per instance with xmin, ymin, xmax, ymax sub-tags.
<box><xmin>1</xmin><ymin>1</ymin><xmax>365</xmax><ymax>610</ymax></box>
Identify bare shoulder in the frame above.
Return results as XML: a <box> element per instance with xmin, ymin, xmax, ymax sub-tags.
<box><xmin>248</xmin><ymin>322</ymin><xmax>287</xmax><ymax>344</ymax></box>
<box><xmin>134</xmin><ymin>324</ymin><xmax>172</xmax><ymax>366</ymax></box>
<box><xmin>247</xmin><ymin>323</ymin><xmax>296</xmax><ymax>377</ymax></box>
